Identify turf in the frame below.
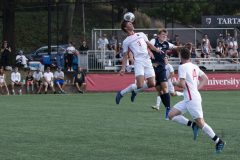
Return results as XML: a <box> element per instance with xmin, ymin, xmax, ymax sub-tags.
<box><xmin>0</xmin><ymin>91</ymin><xmax>239</xmax><ymax>160</ymax></box>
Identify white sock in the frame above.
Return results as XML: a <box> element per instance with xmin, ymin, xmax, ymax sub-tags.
<box><xmin>120</xmin><ymin>83</ymin><xmax>136</xmax><ymax>95</ymax></box>
<box><xmin>172</xmin><ymin>115</ymin><xmax>189</xmax><ymax>125</ymax></box>
<box><xmin>134</xmin><ymin>81</ymin><xmax>148</xmax><ymax>93</ymax></box>
<box><xmin>156</xmin><ymin>96</ymin><xmax>161</xmax><ymax>107</ymax></box>
<box><xmin>176</xmin><ymin>91</ymin><xmax>184</xmax><ymax>96</ymax></box>
<box><xmin>202</xmin><ymin>123</ymin><xmax>217</xmax><ymax>140</ymax></box>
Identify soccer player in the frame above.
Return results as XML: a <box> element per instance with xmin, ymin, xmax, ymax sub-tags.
<box><xmin>150</xmin><ymin>29</ymin><xmax>180</xmax><ymax>119</ymax></box>
<box><xmin>115</xmin><ymin>20</ymin><xmax>161</xmax><ymax>104</ymax></box>
<box><xmin>169</xmin><ymin>48</ymin><xmax>225</xmax><ymax>153</ymax></box>
<box><xmin>152</xmin><ymin>56</ymin><xmax>183</xmax><ymax>111</ymax></box>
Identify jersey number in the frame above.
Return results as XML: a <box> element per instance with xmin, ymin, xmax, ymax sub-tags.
<box><xmin>137</xmin><ymin>41</ymin><xmax>142</xmax><ymax>46</ymax></box>
<box><xmin>192</xmin><ymin>69</ymin><xmax>197</xmax><ymax>80</ymax></box>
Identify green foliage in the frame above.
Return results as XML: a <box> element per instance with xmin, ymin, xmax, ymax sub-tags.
<box><xmin>0</xmin><ymin>91</ymin><xmax>239</xmax><ymax>159</ymax></box>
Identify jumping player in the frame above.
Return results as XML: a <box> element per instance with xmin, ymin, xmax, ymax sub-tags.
<box><xmin>115</xmin><ymin>20</ymin><xmax>161</xmax><ymax>104</ymax></box>
<box><xmin>169</xmin><ymin>48</ymin><xmax>225</xmax><ymax>153</ymax></box>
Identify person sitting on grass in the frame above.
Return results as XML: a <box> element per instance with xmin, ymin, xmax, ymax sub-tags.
<box><xmin>11</xmin><ymin>67</ymin><xmax>23</xmax><ymax>95</ymax></box>
<box><xmin>54</xmin><ymin>67</ymin><xmax>65</xmax><ymax>94</ymax></box>
<box><xmin>43</xmin><ymin>67</ymin><xmax>56</xmax><ymax>94</ymax></box>
<box><xmin>72</xmin><ymin>66</ymin><xmax>86</xmax><ymax>93</ymax></box>
<box><xmin>0</xmin><ymin>68</ymin><xmax>9</xmax><ymax>95</ymax></box>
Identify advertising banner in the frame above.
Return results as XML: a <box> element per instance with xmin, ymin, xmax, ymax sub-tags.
<box><xmin>202</xmin><ymin>16</ymin><xmax>240</xmax><ymax>27</ymax></box>
<box><xmin>86</xmin><ymin>73</ymin><xmax>240</xmax><ymax>92</ymax></box>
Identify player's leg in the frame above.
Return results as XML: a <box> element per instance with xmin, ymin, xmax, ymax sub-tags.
<box><xmin>81</xmin><ymin>82</ymin><xmax>86</xmax><ymax>93</ymax></box>
<box><xmin>160</xmin><ymin>81</ymin><xmax>171</xmax><ymax>120</ymax></box>
<box><xmin>4</xmin><ymin>82</ymin><xmax>9</xmax><ymax>95</ymax></box>
<box><xmin>152</xmin><ymin>86</ymin><xmax>162</xmax><ymax>110</ymax></box>
<box><xmin>11</xmin><ymin>82</ymin><xmax>15</xmax><ymax>95</ymax></box>
<box><xmin>44</xmin><ymin>82</ymin><xmax>48</xmax><ymax>93</ymax></box>
<box><xmin>169</xmin><ymin>101</ymin><xmax>198</xmax><ymax>138</ymax></box>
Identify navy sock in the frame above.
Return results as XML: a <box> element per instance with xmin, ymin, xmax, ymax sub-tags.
<box><xmin>160</xmin><ymin>94</ymin><xmax>166</xmax><ymax>107</ymax></box>
<box><xmin>162</xmin><ymin>93</ymin><xmax>170</xmax><ymax>109</ymax></box>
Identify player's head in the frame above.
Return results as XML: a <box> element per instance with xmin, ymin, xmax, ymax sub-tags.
<box><xmin>121</xmin><ymin>20</ymin><xmax>134</xmax><ymax>33</ymax></box>
<box><xmin>158</xmin><ymin>29</ymin><xmax>168</xmax><ymax>41</ymax></box>
<box><xmin>164</xmin><ymin>55</ymin><xmax>169</xmax><ymax>64</ymax></box>
<box><xmin>180</xmin><ymin>48</ymin><xmax>191</xmax><ymax>61</ymax></box>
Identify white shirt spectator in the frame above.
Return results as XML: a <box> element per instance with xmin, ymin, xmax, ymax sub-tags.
<box><xmin>33</xmin><ymin>71</ymin><xmax>43</xmax><ymax>81</ymax></box>
<box><xmin>97</xmin><ymin>35</ymin><xmax>109</xmax><ymax>50</ymax></box>
<box><xmin>11</xmin><ymin>72</ymin><xmax>21</xmax><ymax>82</ymax></box>
<box><xmin>43</xmin><ymin>72</ymin><xmax>54</xmax><ymax>82</ymax></box>
<box><xmin>0</xmin><ymin>74</ymin><xmax>5</xmax><ymax>83</ymax></box>
<box><xmin>16</xmin><ymin>55</ymin><xmax>28</xmax><ymax>67</ymax></box>
<box><xmin>54</xmin><ymin>71</ymin><xmax>64</xmax><ymax>79</ymax></box>
<box><xmin>67</xmin><ymin>46</ymin><xmax>76</xmax><ymax>54</ymax></box>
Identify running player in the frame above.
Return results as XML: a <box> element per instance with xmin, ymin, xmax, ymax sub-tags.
<box><xmin>115</xmin><ymin>20</ymin><xmax>161</xmax><ymax>104</ymax></box>
<box><xmin>169</xmin><ymin>48</ymin><xmax>225</xmax><ymax>153</ymax></box>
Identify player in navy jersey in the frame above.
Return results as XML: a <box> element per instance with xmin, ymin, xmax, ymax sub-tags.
<box><xmin>150</xmin><ymin>29</ymin><xmax>180</xmax><ymax>120</ymax></box>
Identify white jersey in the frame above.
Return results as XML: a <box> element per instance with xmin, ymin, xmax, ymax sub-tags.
<box><xmin>43</xmin><ymin>72</ymin><xmax>54</xmax><ymax>82</ymax></box>
<box><xmin>165</xmin><ymin>63</ymin><xmax>174</xmax><ymax>81</ymax></box>
<box><xmin>33</xmin><ymin>71</ymin><xmax>43</xmax><ymax>81</ymax></box>
<box><xmin>122</xmin><ymin>32</ymin><xmax>150</xmax><ymax>62</ymax></box>
<box><xmin>178</xmin><ymin>62</ymin><xmax>204</xmax><ymax>101</ymax></box>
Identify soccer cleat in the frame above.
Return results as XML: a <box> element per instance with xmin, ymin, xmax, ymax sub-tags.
<box><xmin>115</xmin><ymin>91</ymin><xmax>123</xmax><ymax>105</ymax></box>
<box><xmin>165</xmin><ymin>107</ymin><xmax>170</xmax><ymax>120</ymax></box>
<box><xmin>216</xmin><ymin>140</ymin><xmax>225</xmax><ymax>154</ymax></box>
<box><xmin>131</xmin><ymin>91</ymin><xmax>137</xmax><ymax>102</ymax></box>
<box><xmin>192</xmin><ymin>124</ymin><xmax>199</xmax><ymax>140</ymax></box>
<box><xmin>151</xmin><ymin>105</ymin><xmax>160</xmax><ymax>111</ymax></box>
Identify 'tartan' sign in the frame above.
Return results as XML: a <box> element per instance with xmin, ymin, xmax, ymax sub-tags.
<box><xmin>202</xmin><ymin>16</ymin><xmax>240</xmax><ymax>27</ymax></box>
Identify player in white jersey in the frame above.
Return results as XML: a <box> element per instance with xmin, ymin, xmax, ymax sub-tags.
<box><xmin>152</xmin><ymin>56</ymin><xmax>183</xmax><ymax>111</ymax></box>
<box><xmin>115</xmin><ymin>20</ymin><xmax>161</xmax><ymax>104</ymax></box>
<box><xmin>168</xmin><ymin>48</ymin><xmax>225</xmax><ymax>153</ymax></box>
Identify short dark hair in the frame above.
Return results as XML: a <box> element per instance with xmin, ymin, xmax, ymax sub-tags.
<box><xmin>121</xmin><ymin>20</ymin><xmax>128</xmax><ymax>33</ymax></box>
<box><xmin>180</xmin><ymin>48</ymin><xmax>191</xmax><ymax>60</ymax></box>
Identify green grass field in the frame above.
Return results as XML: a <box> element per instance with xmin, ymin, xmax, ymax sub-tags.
<box><xmin>0</xmin><ymin>91</ymin><xmax>239</xmax><ymax>160</ymax></box>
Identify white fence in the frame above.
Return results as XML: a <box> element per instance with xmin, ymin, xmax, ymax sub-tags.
<box><xmin>78</xmin><ymin>50</ymin><xmax>240</xmax><ymax>72</ymax></box>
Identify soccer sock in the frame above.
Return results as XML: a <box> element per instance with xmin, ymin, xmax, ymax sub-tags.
<box><xmin>120</xmin><ymin>83</ymin><xmax>136</xmax><ymax>95</ymax></box>
<box><xmin>202</xmin><ymin>123</ymin><xmax>219</xmax><ymax>143</ymax></box>
<box><xmin>162</xmin><ymin>93</ymin><xmax>171</xmax><ymax>109</ymax></box>
<box><xmin>176</xmin><ymin>91</ymin><xmax>184</xmax><ymax>96</ymax></box>
<box><xmin>160</xmin><ymin>94</ymin><xmax>166</xmax><ymax>106</ymax></box>
<box><xmin>172</xmin><ymin>115</ymin><xmax>189</xmax><ymax>125</ymax></box>
<box><xmin>134</xmin><ymin>81</ymin><xmax>148</xmax><ymax>93</ymax></box>
<box><xmin>156</xmin><ymin>96</ymin><xmax>161</xmax><ymax>107</ymax></box>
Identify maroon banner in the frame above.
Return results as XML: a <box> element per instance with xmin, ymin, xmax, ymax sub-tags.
<box><xmin>86</xmin><ymin>73</ymin><xmax>240</xmax><ymax>92</ymax></box>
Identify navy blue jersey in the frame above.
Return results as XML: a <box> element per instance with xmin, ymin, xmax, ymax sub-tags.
<box><xmin>151</xmin><ymin>38</ymin><xmax>170</xmax><ymax>70</ymax></box>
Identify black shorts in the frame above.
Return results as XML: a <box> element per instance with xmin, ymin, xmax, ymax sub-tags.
<box><xmin>155</xmin><ymin>68</ymin><xmax>167</xmax><ymax>86</ymax></box>
<box><xmin>75</xmin><ymin>80</ymin><xmax>84</xmax><ymax>85</ymax></box>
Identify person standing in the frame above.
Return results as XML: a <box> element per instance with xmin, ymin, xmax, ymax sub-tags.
<box><xmin>115</xmin><ymin>20</ymin><xmax>161</xmax><ymax>104</ymax></box>
<box><xmin>169</xmin><ymin>48</ymin><xmax>225</xmax><ymax>153</ymax></box>
<box><xmin>0</xmin><ymin>41</ymin><xmax>11</xmax><ymax>69</ymax></box>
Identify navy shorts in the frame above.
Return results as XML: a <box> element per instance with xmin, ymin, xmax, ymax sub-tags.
<box><xmin>154</xmin><ymin>68</ymin><xmax>167</xmax><ymax>86</ymax></box>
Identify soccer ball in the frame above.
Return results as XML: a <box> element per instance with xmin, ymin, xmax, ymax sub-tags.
<box><xmin>123</xmin><ymin>12</ymin><xmax>135</xmax><ymax>22</ymax></box>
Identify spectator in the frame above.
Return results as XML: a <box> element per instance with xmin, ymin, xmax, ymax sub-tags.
<box><xmin>25</xmin><ymin>71</ymin><xmax>34</xmax><ymax>94</ymax></box>
<box><xmin>215</xmin><ymin>41</ymin><xmax>225</xmax><ymax>58</ymax></box>
<box><xmin>16</xmin><ymin>50</ymin><xmax>28</xmax><ymax>68</ymax></box>
<box><xmin>79</xmin><ymin>40</ymin><xmax>89</xmax><ymax>51</ymax></box>
<box><xmin>72</xmin><ymin>66</ymin><xmax>86</xmax><ymax>93</ymax></box>
<box><xmin>108</xmin><ymin>35</ymin><xmax>117</xmax><ymax>51</ymax></box>
<box><xmin>0</xmin><ymin>68</ymin><xmax>9</xmax><ymax>95</ymax></box>
<box><xmin>11</xmin><ymin>67</ymin><xmax>23</xmax><ymax>95</ymax></box>
<box><xmin>185</xmin><ymin>42</ymin><xmax>197</xmax><ymax>58</ymax></box>
<box><xmin>228</xmin><ymin>37</ymin><xmax>239</xmax><ymax>63</ymax></box>
<box><xmin>0</xmin><ymin>41</ymin><xmax>11</xmax><ymax>70</ymax></box>
<box><xmin>66</xmin><ymin>42</ymin><xmax>76</xmax><ymax>72</ymax></box>
<box><xmin>216</xmin><ymin>33</ymin><xmax>225</xmax><ymax>45</ymax></box>
<box><xmin>201</xmin><ymin>34</ymin><xmax>212</xmax><ymax>58</ymax></box>
<box><xmin>54</xmin><ymin>67</ymin><xmax>65</xmax><ymax>94</ymax></box>
<box><xmin>33</xmin><ymin>68</ymin><xmax>43</xmax><ymax>94</ymax></box>
<box><xmin>43</xmin><ymin>67</ymin><xmax>56</xmax><ymax>94</ymax></box>
<box><xmin>97</xmin><ymin>34</ymin><xmax>109</xmax><ymax>50</ymax></box>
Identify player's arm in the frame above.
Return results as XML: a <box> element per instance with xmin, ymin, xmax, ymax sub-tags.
<box><xmin>119</xmin><ymin>52</ymin><xmax>128</xmax><ymax>75</ymax></box>
<box><xmin>146</xmin><ymin>41</ymin><xmax>162</xmax><ymax>53</ymax></box>
<box><xmin>172</xmin><ymin>78</ymin><xmax>185</xmax><ymax>88</ymax></box>
<box><xmin>198</xmin><ymin>73</ymin><xmax>208</xmax><ymax>90</ymax></box>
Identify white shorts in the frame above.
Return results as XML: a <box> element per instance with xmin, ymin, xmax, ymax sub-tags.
<box><xmin>168</xmin><ymin>81</ymin><xmax>175</xmax><ymax>93</ymax></box>
<box><xmin>134</xmin><ymin>59</ymin><xmax>155</xmax><ymax>79</ymax></box>
<box><xmin>173</xmin><ymin>99</ymin><xmax>203</xmax><ymax>119</ymax></box>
